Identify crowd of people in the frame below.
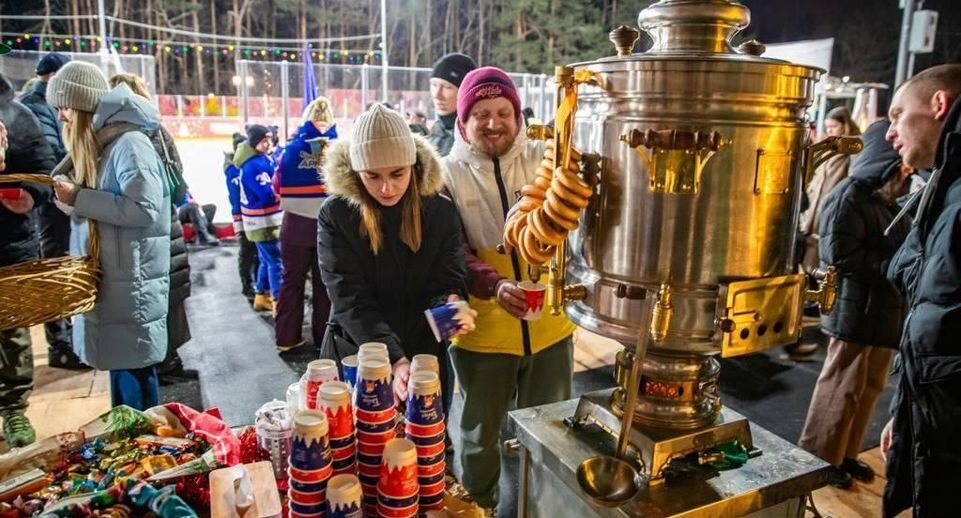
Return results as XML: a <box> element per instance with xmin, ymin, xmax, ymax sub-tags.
<box><xmin>0</xmin><ymin>43</ymin><xmax>960</xmax><ymax>517</ymax></box>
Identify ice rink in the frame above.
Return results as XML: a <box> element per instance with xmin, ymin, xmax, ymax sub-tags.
<box><xmin>174</xmin><ymin>137</ymin><xmax>235</xmax><ymax>223</ymax></box>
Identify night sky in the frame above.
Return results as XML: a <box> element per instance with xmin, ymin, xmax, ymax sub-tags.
<box><xmin>743</xmin><ymin>0</ymin><xmax>961</xmax><ymax>84</ymax></box>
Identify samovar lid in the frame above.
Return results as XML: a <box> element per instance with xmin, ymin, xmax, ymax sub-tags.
<box><xmin>638</xmin><ymin>0</ymin><xmax>750</xmax><ymax>55</ymax></box>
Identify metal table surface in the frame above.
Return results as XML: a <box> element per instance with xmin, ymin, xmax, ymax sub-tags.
<box><xmin>509</xmin><ymin>397</ymin><xmax>829</xmax><ymax>518</ymax></box>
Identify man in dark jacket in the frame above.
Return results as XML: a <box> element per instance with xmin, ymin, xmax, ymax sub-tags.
<box><xmin>0</xmin><ymin>71</ymin><xmax>55</xmax><ymax>447</ymax></box>
<box><xmin>881</xmin><ymin>64</ymin><xmax>961</xmax><ymax>517</ymax></box>
<box><xmin>798</xmin><ymin>120</ymin><xmax>912</xmax><ymax>489</ymax></box>
<box><xmin>18</xmin><ymin>52</ymin><xmax>83</xmax><ymax>369</ymax></box>
<box><xmin>427</xmin><ymin>53</ymin><xmax>477</xmax><ymax>156</ymax></box>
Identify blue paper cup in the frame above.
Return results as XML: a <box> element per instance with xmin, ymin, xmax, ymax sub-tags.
<box><xmin>340</xmin><ymin>355</ymin><xmax>358</xmax><ymax>388</ymax></box>
<box><xmin>425</xmin><ymin>301</ymin><xmax>469</xmax><ymax>342</ymax></box>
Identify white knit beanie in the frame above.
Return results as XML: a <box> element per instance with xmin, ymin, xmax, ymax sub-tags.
<box><xmin>349</xmin><ymin>103</ymin><xmax>416</xmax><ymax>172</ymax></box>
<box><xmin>47</xmin><ymin>61</ymin><xmax>109</xmax><ymax>113</ymax></box>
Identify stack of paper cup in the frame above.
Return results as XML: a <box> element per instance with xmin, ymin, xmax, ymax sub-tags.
<box><xmin>354</xmin><ymin>357</ymin><xmax>396</xmax><ymax>515</ymax></box>
<box><xmin>304</xmin><ymin>359</ymin><xmax>340</xmax><ymax>410</ymax></box>
<box><xmin>404</xmin><ymin>371</ymin><xmax>446</xmax><ymax>511</ymax></box>
<box><xmin>319</xmin><ymin>381</ymin><xmax>356</xmax><ymax>476</ymax></box>
<box><xmin>410</xmin><ymin>354</ymin><xmax>440</xmax><ymax>376</ymax></box>
<box><xmin>358</xmin><ymin>342</ymin><xmax>390</xmax><ymax>363</ymax></box>
<box><xmin>325</xmin><ymin>474</ymin><xmax>363</xmax><ymax>518</ymax></box>
<box><xmin>287</xmin><ymin>410</ymin><xmax>332</xmax><ymax>517</ymax></box>
<box><xmin>377</xmin><ymin>438</ymin><xmax>419</xmax><ymax>518</ymax></box>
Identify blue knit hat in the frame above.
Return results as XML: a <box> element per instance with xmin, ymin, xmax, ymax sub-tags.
<box><xmin>37</xmin><ymin>52</ymin><xmax>71</xmax><ymax>75</ymax></box>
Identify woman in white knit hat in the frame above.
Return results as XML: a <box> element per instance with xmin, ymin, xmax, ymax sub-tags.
<box><xmin>317</xmin><ymin>103</ymin><xmax>472</xmax><ymax>408</ymax></box>
<box><xmin>48</xmin><ymin>61</ymin><xmax>171</xmax><ymax>410</ymax></box>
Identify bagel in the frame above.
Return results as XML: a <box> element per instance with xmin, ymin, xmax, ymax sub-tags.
<box><xmin>543</xmin><ymin>199</ymin><xmax>579</xmax><ymax>231</ymax></box>
<box><xmin>554</xmin><ymin>167</ymin><xmax>593</xmax><ymax>198</ymax></box>
<box><xmin>546</xmin><ymin>190</ymin><xmax>583</xmax><ymax>223</ymax></box>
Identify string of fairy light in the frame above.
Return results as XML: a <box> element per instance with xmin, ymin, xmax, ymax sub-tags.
<box><xmin>2</xmin><ymin>32</ymin><xmax>383</xmax><ymax>63</ymax></box>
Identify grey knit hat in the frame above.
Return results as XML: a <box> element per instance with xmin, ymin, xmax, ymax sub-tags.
<box><xmin>349</xmin><ymin>103</ymin><xmax>416</xmax><ymax>172</ymax></box>
<box><xmin>47</xmin><ymin>61</ymin><xmax>109</xmax><ymax>113</ymax></box>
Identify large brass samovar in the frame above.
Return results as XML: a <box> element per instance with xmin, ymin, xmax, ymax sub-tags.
<box><xmin>512</xmin><ymin>0</ymin><xmax>859</xmax><ymax>489</ymax></box>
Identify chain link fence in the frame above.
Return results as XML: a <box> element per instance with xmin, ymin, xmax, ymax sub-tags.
<box><xmin>236</xmin><ymin>60</ymin><xmax>555</xmax><ymax>142</ymax></box>
<box><xmin>0</xmin><ymin>50</ymin><xmax>156</xmax><ymax>96</ymax></box>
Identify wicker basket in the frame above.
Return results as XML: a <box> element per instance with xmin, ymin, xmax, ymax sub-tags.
<box><xmin>0</xmin><ymin>174</ymin><xmax>100</xmax><ymax>331</ymax></box>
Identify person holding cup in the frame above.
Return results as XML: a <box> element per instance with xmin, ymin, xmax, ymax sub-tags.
<box><xmin>317</xmin><ymin>103</ymin><xmax>470</xmax><ymax>414</ymax></box>
<box><xmin>441</xmin><ymin>66</ymin><xmax>576</xmax><ymax>512</ymax></box>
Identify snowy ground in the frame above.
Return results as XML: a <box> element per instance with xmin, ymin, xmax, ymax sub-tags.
<box><xmin>173</xmin><ymin>137</ymin><xmax>234</xmax><ymax>223</ymax></box>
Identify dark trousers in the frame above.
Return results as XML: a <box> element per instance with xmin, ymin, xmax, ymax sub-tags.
<box><xmin>37</xmin><ymin>201</ymin><xmax>73</xmax><ymax>350</ymax></box>
<box><xmin>275</xmin><ymin>213</ymin><xmax>330</xmax><ymax>347</ymax></box>
<box><xmin>110</xmin><ymin>366</ymin><xmax>160</xmax><ymax>410</ymax></box>
<box><xmin>178</xmin><ymin>203</ymin><xmax>217</xmax><ymax>242</ymax></box>
<box><xmin>0</xmin><ymin>328</ymin><xmax>33</xmax><ymax>413</ymax></box>
<box><xmin>238</xmin><ymin>231</ymin><xmax>260</xmax><ymax>296</ymax></box>
<box><xmin>450</xmin><ymin>337</ymin><xmax>574</xmax><ymax>507</ymax></box>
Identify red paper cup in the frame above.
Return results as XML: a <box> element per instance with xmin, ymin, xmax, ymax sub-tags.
<box><xmin>305</xmin><ymin>359</ymin><xmax>340</xmax><ymax>410</ymax></box>
<box><xmin>357</xmin><ymin>460</ymin><xmax>381</xmax><ymax>477</ymax></box>
<box><xmin>415</xmin><ymin>441</ymin><xmax>445</xmax><ymax>458</ymax></box>
<box><xmin>356</xmin><ymin>406</ymin><xmax>396</xmax><ymax>424</ymax></box>
<box><xmin>288</xmin><ymin>488</ymin><xmax>326</xmax><ymax>505</ymax></box>
<box><xmin>356</xmin><ymin>428</ymin><xmax>395</xmax><ymax>445</ymax></box>
<box><xmin>405</xmin><ymin>420</ymin><xmax>445</xmax><ymax>437</ymax></box>
<box><xmin>377</xmin><ymin>502</ymin><xmax>419</xmax><ymax>518</ymax></box>
<box><xmin>418</xmin><ymin>479</ymin><xmax>446</xmax><ymax>497</ymax></box>
<box><xmin>518</xmin><ymin>281</ymin><xmax>547</xmax><ymax>320</ymax></box>
<box><xmin>288</xmin><ymin>464</ymin><xmax>333</xmax><ymax>483</ymax></box>
<box><xmin>417</xmin><ymin>460</ymin><xmax>445</xmax><ymax>477</ymax></box>
<box><xmin>357</xmin><ymin>440</ymin><xmax>387</xmax><ymax>456</ymax></box>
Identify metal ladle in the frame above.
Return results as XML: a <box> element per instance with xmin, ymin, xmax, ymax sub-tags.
<box><xmin>576</xmin><ymin>297</ymin><xmax>652</xmax><ymax>506</ymax></box>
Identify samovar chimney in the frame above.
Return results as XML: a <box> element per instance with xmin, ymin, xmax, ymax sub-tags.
<box><xmin>638</xmin><ymin>0</ymin><xmax>750</xmax><ymax>54</ymax></box>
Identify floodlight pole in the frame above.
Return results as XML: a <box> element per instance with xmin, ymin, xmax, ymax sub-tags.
<box><xmin>97</xmin><ymin>0</ymin><xmax>108</xmax><ymax>54</ymax></box>
<box><xmin>895</xmin><ymin>0</ymin><xmax>917</xmax><ymax>87</ymax></box>
<box><xmin>381</xmin><ymin>0</ymin><xmax>388</xmax><ymax>101</ymax></box>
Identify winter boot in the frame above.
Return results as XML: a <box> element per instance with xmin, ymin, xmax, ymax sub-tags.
<box><xmin>48</xmin><ymin>346</ymin><xmax>90</xmax><ymax>370</ymax></box>
<box><xmin>2</xmin><ymin>411</ymin><xmax>36</xmax><ymax>448</ymax></box>
<box><xmin>253</xmin><ymin>293</ymin><xmax>273</xmax><ymax>312</ymax></box>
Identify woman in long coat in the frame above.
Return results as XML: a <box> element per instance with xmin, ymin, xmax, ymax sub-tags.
<box><xmin>50</xmin><ymin>62</ymin><xmax>170</xmax><ymax>410</ymax></box>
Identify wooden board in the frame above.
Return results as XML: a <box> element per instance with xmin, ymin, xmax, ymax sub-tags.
<box><xmin>209</xmin><ymin>461</ymin><xmax>282</xmax><ymax>518</ymax></box>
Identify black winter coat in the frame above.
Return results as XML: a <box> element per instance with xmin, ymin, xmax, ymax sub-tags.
<box><xmin>19</xmin><ymin>80</ymin><xmax>66</xmax><ymax>164</ymax></box>
<box><xmin>427</xmin><ymin>114</ymin><xmax>456</xmax><ymax>157</ymax></box>
<box><xmin>883</xmin><ymin>99</ymin><xmax>961</xmax><ymax>517</ymax></box>
<box><xmin>0</xmin><ymin>74</ymin><xmax>54</xmax><ymax>266</ymax></box>
<box><xmin>818</xmin><ymin>120</ymin><xmax>911</xmax><ymax>348</ymax></box>
<box><xmin>167</xmin><ymin>205</ymin><xmax>192</xmax><ymax>350</ymax></box>
<box><xmin>317</xmin><ymin>135</ymin><xmax>466</xmax><ymax>365</ymax></box>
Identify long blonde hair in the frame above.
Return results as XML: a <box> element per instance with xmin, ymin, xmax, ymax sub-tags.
<box><xmin>359</xmin><ymin>162</ymin><xmax>423</xmax><ymax>255</ymax></box>
<box><xmin>109</xmin><ymin>73</ymin><xmax>151</xmax><ymax>99</ymax></box>
<box><xmin>63</xmin><ymin>110</ymin><xmax>99</xmax><ymax>188</ymax></box>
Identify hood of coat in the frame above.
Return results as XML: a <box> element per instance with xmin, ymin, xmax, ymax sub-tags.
<box><xmin>447</xmin><ymin>121</ymin><xmax>530</xmax><ymax>169</ymax></box>
<box><xmin>92</xmin><ymin>83</ymin><xmax>159</xmax><ymax>134</ymax></box>
<box><xmin>233</xmin><ymin>142</ymin><xmax>259</xmax><ymax>168</ymax></box>
<box><xmin>850</xmin><ymin>120</ymin><xmax>902</xmax><ymax>188</ymax></box>
<box><xmin>0</xmin><ymin>73</ymin><xmax>13</xmax><ymax>103</ymax></box>
<box><xmin>324</xmin><ymin>133</ymin><xmax>444</xmax><ymax>206</ymax></box>
<box><xmin>915</xmin><ymin>95</ymin><xmax>961</xmax><ymax>235</ymax></box>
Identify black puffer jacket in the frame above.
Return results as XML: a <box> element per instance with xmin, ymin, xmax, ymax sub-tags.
<box><xmin>883</xmin><ymin>98</ymin><xmax>961</xmax><ymax>517</ymax></box>
<box><xmin>19</xmin><ymin>80</ymin><xmax>66</xmax><ymax>163</ymax></box>
<box><xmin>0</xmin><ymin>73</ymin><xmax>54</xmax><ymax>266</ymax></box>
<box><xmin>317</xmin><ymin>134</ymin><xmax>467</xmax><ymax>365</ymax></box>
<box><xmin>817</xmin><ymin>120</ymin><xmax>911</xmax><ymax>348</ymax></box>
<box><xmin>167</xmin><ymin>205</ymin><xmax>192</xmax><ymax>349</ymax></box>
<box><xmin>427</xmin><ymin>114</ymin><xmax>456</xmax><ymax>157</ymax></box>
